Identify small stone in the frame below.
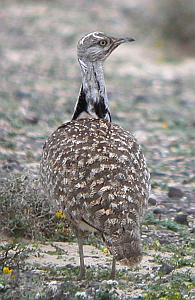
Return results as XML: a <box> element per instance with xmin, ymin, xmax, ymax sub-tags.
<box><xmin>2</xmin><ymin>164</ymin><xmax>14</xmax><ymax>171</ymax></box>
<box><xmin>65</xmin><ymin>264</ymin><xmax>75</xmax><ymax>269</ymax></box>
<box><xmin>14</xmin><ymin>90</ymin><xmax>32</xmax><ymax>99</ymax></box>
<box><xmin>153</xmin><ymin>208</ymin><xmax>163</xmax><ymax>220</ymax></box>
<box><xmin>153</xmin><ymin>208</ymin><xmax>163</xmax><ymax>215</ymax></box>
<box><xmin>148</xmin><ymin>198</ymin><xmax>157</xmax><ymax>206</ymax></box>
<box><xmin>159</xmin><ymin>239</ymin><xmax>171</xmax><ymax>245</ymax></box>
<box><xmin>23</xmin><ymin>116</ymin><xmax>39</xmax><ymax>125</ymax></box>
<box><xmin>186</xmin><ymin>209</ymin><xmax>195</xmax><ymax>215</ymax></box>
<box><xmin>168</xmin><ymin>187</ymin><xmax>184</xmax><ymax>198</ymax></box>
<box><xmin>174</xmin><ymin>214</ymin><xmax>188</xmax><ymax>226</ymax></box>
<box><xmin>134</xmin><ymin>95</ymin><xmax>149</xmax><ymax>103</ymax></box>
<box><xmin>159</xmin><ymin>263</ymin><xmax>173</xmax><ymax>275</ymax></box>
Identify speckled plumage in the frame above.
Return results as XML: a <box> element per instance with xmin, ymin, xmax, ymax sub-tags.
<box><xmin>41</xmin><ymin>119</ymin><xmax>149</xmax><ymax>264</ymax></box>
<box><xmin>40</xmin><ymin>32</ymin><xmax>150</xmax><ymax>279</ymax></box>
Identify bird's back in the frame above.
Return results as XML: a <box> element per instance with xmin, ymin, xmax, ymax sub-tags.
<box><xmin>40</xmin><ymin>118</ymin><xmax>150</xmax><ymax>266</ymax></box>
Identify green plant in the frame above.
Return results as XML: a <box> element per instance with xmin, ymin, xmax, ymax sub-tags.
<box><xmin>0</xmin><ymin>174</ymin><xmax>72</xmax><ymax>241</ymax></box>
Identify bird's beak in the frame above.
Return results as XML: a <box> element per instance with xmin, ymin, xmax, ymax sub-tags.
<box><xmin>110</xmin><ymin>37</ymin><xmax>135</xmax><ymax>53</ymax></box>
<box><xmin>103</xmin><ymin>36</ymin><xmax>135</xmax><ymax>61</ymax></box>
<box><xmin>114</xmin><ymin>37</ymin><xmax>135</xmax><ymax>45</ymax></box>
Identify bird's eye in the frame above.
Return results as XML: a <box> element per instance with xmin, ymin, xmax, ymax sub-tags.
<box><xmin>99</xmin><ymin>40</ymin><xmax>107</xmax><ymax>47</ymax></box>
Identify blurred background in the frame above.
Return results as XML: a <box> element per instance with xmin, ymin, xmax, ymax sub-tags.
<box><xmin>0</xmin><ymin>0</ymin><xmax>195</xmax><ymax>177</ymax></box>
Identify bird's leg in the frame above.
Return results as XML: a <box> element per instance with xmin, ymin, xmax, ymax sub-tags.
<box><xmin>75</xmin><ymin>229</ymin><xmax>85</xmax><ymax>279</ymax></box>
<box><xmin>109</xmin><ymin>257</ymin><xmax>116</xmax><ymax>279</ymax></box>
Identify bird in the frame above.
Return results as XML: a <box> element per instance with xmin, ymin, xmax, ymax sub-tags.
<box><xmin>40</xmin><ymin>32</ymin><xmax>150</xmax><ymax>280</ymax></box>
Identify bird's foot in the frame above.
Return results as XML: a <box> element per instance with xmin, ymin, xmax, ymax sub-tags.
<box><xmin>77</xmin><ymin>270</ymin><xmax>85</xmax><ymax>281</ymax></box>
<box><xmin>109</xmin><ymin>271</ymin><xmax>116</xmax><ymax>280</ymax></box>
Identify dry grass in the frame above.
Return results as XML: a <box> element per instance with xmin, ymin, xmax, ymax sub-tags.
<box><xmin>0</xmin><ymin>173</ymin><xmax>73</xmax><ymax>241</ymax></box>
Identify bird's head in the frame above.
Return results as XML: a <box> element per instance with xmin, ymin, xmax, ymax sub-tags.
<box><xmin>77</xmin><ymin>32</ymin><xmax>134</xmax><ymax>63</ymax></box>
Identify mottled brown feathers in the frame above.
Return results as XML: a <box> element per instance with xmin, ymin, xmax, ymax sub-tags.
<box><xmin>40</xmin><ymin>32</ymin><xmax>150</xmax><ymax>278</ymax></box>
<box><xmin>40</xmin><ymin>118</ymin><xmax>150</xmax><ymax>265</ymax></box>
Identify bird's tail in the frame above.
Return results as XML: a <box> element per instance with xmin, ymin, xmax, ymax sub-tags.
<box><xmin>102</xmin><ymin>225</ymin><xmax>143</xmax><ymax>266</ymax></box>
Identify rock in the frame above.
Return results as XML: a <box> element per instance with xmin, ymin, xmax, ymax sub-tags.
<box><xmin>2</xmin><ymin>164</ymin><xmax>14</xmax><ymax>171</ymax></box>
<box><xmin>134</xmin><ymin>94</ymin><xmax>149</xmax><ymax>103</ymax></box>
<box><xmin>174</xmin><ymin>214</ymin><xmax>188</xmax><ymax>226</ymax></box>
<box><xmin>153</xmin><ymin>208</ymin><xmax>163</xmax><ymax>220</ymax></box>
<box><xmin>65</xmin><ymin>264</ymin><xmax>75</xmax><ymax>269</ymax></box>
<box><xmin>159</xmin><ymin>263</ymin><xmax>174</xmax><ymax>275</ymax></box>
<box><xmin>153</xmin><ymin>208</ymin><xmax>164</xmax><ymax>215</ymax></box>
<box><xmin>168</xmin><ymin>187</ymin><xmax>184</xmax><ymax>198</ymax></box>
<box><xmin>2</xmin><ymin>159</ymin><xmax>23</xmax><ymax>172</ymax></box>
<box><xmin>159</xmin><ymin>239</ymin><xmax>171</xmax><ymax>245</ymax></box>
<box><xmin>14</xmin><ymin>90</ymin><xmax>32</xmax><ymax>99</ymax></box>
<box><xmin>23</xmin><ymin>116</ymin><xmax>39</xmax><ymax>125</ymax></box>
<box><xmin>148</xmin><ymin>198</ymin><xmax>157</xmax><ymax>206</ymax></box>
<box><xmin>186</xmin><ymin>209</ymin><xmax>195</xmax><ymax>215</ymax></box>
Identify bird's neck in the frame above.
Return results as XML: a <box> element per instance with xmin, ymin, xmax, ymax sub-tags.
<box><xmin>72</xmin><ymin>60</ymin><xmax>111</xmax><ymax>122</ymax></box>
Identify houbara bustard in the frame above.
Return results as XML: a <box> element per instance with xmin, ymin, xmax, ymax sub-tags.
<box><xmin>40</xmin><ymin>32</ymin><xmax>150</xmax><ymax>279</ymax></box>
